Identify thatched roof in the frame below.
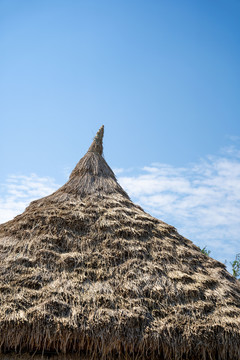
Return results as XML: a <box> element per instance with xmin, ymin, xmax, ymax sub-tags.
<box><xmin>0</xmin><ymin>125</ymin><xmax>240</xmax><ymax>360</ymax></box>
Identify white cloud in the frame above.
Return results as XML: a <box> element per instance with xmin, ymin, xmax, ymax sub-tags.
<box><xmin>0</xmin><ymin>174</ymin><xmax>59</xmax><ymax>225</ymax></box>
<box><xmin>0</xmin><ymin>147</ymin><xmax>240</xmax><ymax>269</ymax></box>
<box><xmin>113</xmin><ymin>168</ymin><xmax>125</xmax><ymax>175</ymax></box>
<box><xmin>118</xmin><ymin>147</ymin><xmax>240</xmax><ymax>266</ymax></box>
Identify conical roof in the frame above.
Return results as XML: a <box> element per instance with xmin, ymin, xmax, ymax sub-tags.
<box><xmin>0</xmin><ymin>126</ymin><xmax>240</xmax><ymax>360</ymax></box>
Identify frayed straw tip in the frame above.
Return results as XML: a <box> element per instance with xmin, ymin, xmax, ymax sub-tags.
<box><xmin>88</xmin><ymin>125</ymin><xmax>104</xmax><ymax>155</ymax></box>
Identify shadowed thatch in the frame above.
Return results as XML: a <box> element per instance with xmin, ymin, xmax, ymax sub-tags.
<box><xmin>0</xmin><ymin>125</ymin><xmax>240</xmax><ymax>360</ymax></box>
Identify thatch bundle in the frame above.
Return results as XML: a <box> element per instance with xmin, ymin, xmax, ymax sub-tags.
<box><xmin>0</xmin><ymin>126</ymin><xmax>240</xmax><ymax>360</ymax></box>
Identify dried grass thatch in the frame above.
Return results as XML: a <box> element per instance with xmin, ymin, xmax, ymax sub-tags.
<box><xmin>0</xmin><ymin>126</ymin><xmax>240</xmax><ymax>360</ymax></box>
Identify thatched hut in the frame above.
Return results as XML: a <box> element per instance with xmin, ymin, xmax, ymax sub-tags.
<box><xmin>0</xmin><ymin>126</ymin><xmax>240</xmax><ymax>360</ymax></box>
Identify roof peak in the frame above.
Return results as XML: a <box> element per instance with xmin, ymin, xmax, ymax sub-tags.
<box><xmin>88</xmin><ymin>125</ymin><xmax>104</xmax><ymax>155</ymax></box>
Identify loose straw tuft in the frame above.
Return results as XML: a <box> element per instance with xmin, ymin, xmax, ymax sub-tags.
<box><xmin>88</xmin><ymin>125</ymin><xmax>104</xmax><ymax>155</ymax></box>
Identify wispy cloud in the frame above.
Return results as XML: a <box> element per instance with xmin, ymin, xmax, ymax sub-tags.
<box><xmin>0</xmin><ymin>147</ymin><xmax>240</xmax><ymax>268</ymax></box>
<box><xmin>0</xmin><ymin>174</ymin><xmax>59</xmax><ymax>224</ymax></box>
<box><xmin>118</xmin><ymin>147</ymin><xmax>240</xmax><ymax>265</ymax></box>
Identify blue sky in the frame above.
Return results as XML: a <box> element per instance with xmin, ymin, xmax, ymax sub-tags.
<box><xmin>1</xmin><ymin>0</ymin><xmax>240</xmax><ymax>270</ymax></box>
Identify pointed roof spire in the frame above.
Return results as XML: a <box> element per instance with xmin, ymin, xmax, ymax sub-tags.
<box><xmin>88</xmin><ymin>125</ymin><xmax>104</xmax><ymax>155</ymax></box>
<box><xmin>1</xmin><ymin>126</ymin><xmax>240</xmax><ymax>359</ymax></box>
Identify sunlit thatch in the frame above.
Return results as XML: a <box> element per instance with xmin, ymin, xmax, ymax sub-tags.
<box><xmin>0</xmin><ymin>126</ymin><xmax>240</xmax><ymax>359</ymax></box>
